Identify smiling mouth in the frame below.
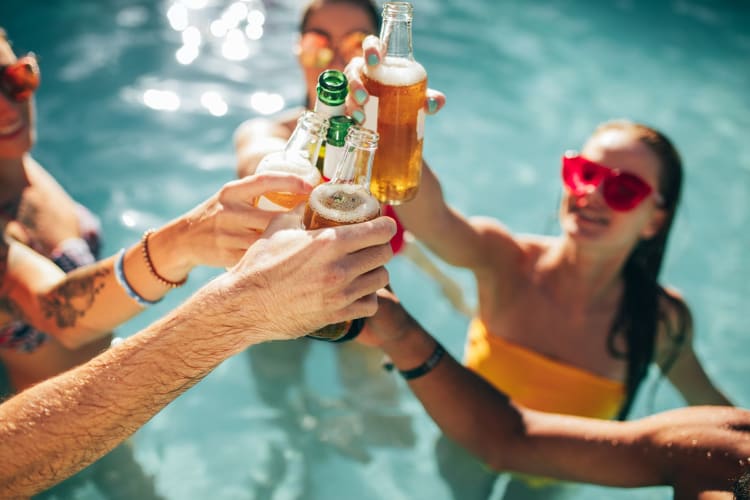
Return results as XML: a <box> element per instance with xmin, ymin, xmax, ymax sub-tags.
<box><xmin>0</xmin><ymin>119</ymin><xmax>25</xmax><ymax>138</ymax></box>
<box><xmin>574</xmin><ymin>209</ymin><xmax>608</xmax><ymax>226</ymax></box>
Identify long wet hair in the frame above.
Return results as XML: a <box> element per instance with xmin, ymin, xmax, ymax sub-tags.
<box><xmin>299</xmin><ymin>0</ymin><xmax>381</xmax><ymax>33</ymax></box>
<box><xmin>595</xmin><ymin>120</ymin><xmax>689</xmax><ymax>420</ymax></box>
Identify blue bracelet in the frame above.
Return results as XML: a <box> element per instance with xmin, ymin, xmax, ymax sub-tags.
<box><xmin>113</xmin><ymin>249</ymin><xmax>161</xmax><ymax>307</ymax></box>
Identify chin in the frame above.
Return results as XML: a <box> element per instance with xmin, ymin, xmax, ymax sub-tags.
<box><xmin>0</xmin><ymin>138</ymin><xmax>33</xmax><ymax>158</ymax></box>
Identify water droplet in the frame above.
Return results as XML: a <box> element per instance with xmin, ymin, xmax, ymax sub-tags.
<box><xmin>706</xmin><ymin>451</ymin><xmax>712</xmax><ymax>459</ymax></box>
<box><xmin>691</xmin><ymin>439</ymin><xmax>698</xmax><ymax>446</ymax></box>
<box><xmin>666</xmin><ymin>442</ymin><xmax>673</xmax><ymax>448</ymax></box>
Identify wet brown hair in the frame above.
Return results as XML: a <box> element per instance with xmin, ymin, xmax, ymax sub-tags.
<box><xmin>594</xmin><ymin>120</ymin><xmax>688</xmax><ymax>420</ymax></box>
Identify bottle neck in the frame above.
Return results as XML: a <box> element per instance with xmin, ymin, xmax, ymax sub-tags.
<box><xmin>330</xmin><ymin>128</ymin><xmax>378</xmax><ymax>188</ymax></box>
<box><xmin>380</xmin><ymin>4</ymin><xmax>414</xmax><ymax>59</ymax></box>
<box><xmin>285</xmin><ymin>111</ymin><xmax>328</xmax><ymax>165</ymax></box>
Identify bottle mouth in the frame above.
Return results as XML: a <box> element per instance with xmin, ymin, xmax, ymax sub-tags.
<box><xmin>317</xmin><ymin>69</ymin><xmax>348</xmax><ymax>104</ymax></box>
<box><xmin>383</xmin><ymin>2</ymin><xmax>413</xmax><ymax>19</ymax></box>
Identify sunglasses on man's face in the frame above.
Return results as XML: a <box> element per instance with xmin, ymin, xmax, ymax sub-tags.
<box><xmin>561</xmin><ymin>152</ymin><xmax>663</xmax><ymax>212</ymax></box>
<box><xmin>298</xmin><ymin>30</ymin><xmax>368</xmax><ymax>69</ymax></box>
<box><xmin>0</xmin><ymin>53</ymin><xmax>40</xmax><ymax>102</ymax></box>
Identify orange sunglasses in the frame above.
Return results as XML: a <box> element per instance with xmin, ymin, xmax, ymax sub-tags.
<box><xmin>298</xmin><ymin>30</ymin><xmax>368</xmax><ymax>68</ymax></box>
<box><xmin>0</xmin><ymin>53</ymin><xmax>40</xmax><ymax>102</ymax></box>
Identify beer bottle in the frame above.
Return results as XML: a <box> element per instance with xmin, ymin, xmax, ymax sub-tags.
<box><xmin>361</xmin><ymin>1</ymin><xmax>427</xmax><ymax>205</ymax></box>
<box><xmin>313</xmin><ymin>69</ymin><xmax>349</xmax><ymax>175</ymax></box>
<box><xmin>322</xmin><ymin>115</ymin><xmax>354</xmax><ymax>180</ymax></box>
<box><xmin>255</xmin><ymin>110</ymin><xmax>328</xmax><ymax>211</ymax></box>
<box><xmin>305</xmin><ymin>126</ymin><xmax>381</xmax><ymax>342</ymax></box>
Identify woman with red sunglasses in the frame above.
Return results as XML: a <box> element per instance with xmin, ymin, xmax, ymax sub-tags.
<box><xmin>348</xmin><ymin>46</ymin><xmax>733</xmax><ymax>498</ymax></box>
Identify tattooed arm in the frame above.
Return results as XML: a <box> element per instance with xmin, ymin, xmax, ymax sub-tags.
<box><xmin>0</xmin><ymin>209</ymin><xmax>395</xmax><ymax>497</ymax></box>
<box><xmin>1</xmin><ymin>236</ymin><xmax>169</xmax><ymax>348</ymax></box>
<box><xmin>0</xmin><ymin>173</ymin><xmax>320</xmax><ymax>349</ymax></box>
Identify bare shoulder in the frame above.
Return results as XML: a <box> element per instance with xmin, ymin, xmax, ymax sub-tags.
<box><xmin>466</xmin><ymin>216</ymin><xmax>546</xmax><ymax>269</ymax></box>
<box><xmin>467</xmin><ymin>216</ymin><xmax>523</xmax><ymax>253</ymax></box>
<box><xmin>233</xmin><ymin>107</ymin><xmax>303</xmax><ymax>148</ymax></box>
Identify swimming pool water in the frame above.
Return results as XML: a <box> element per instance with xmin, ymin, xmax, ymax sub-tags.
<box><xmin>3</xmin><ymin>0</ymin><xmax>748</xmax><ymax>499</ymax></box>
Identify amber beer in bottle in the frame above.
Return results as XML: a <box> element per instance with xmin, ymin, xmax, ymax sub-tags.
<box><xmin>305</xmin><ymin>126</ymin><xmax>381</xmax><ymax>341</ymax></box>
<box><xmin>361</xmin><ymin>1</ymin><xmax>427</xmax><ymax>205</ymax></box>
<box><xmin>255</xmin><ymin>110</ymin><xmax>328</xmax><ymax>210</ymax></box>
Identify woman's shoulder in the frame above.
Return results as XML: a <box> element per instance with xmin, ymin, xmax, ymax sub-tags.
<box><xmin>234</xmin><ymin>107</ymin><xmax>304</xmax><ymax>147</ymax></box>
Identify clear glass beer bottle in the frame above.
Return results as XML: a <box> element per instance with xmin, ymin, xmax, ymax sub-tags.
<box><xmin>255</xmin><ymin>110</ymin><xmax>328</xmax><ymax>211</ymax></box>
<box><xmin>305</xmin><ymin>126</ymin><xmax>381</xmax><ymax>342</ymax></box>
<box><xmin>361</xmin><ymin>1</ymin><xmax>427</xmax><ymax>205</ymax></box>
<box><xmin>313</xmin><ymin>69</ymin><xmax>349</xmax><ymax>174</ymax></box>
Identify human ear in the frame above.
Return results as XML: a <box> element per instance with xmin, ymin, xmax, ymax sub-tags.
<box><xmin>641</xmin><ymin>207</ymin><xmax>667</xmax><ymax>240</ymax></box>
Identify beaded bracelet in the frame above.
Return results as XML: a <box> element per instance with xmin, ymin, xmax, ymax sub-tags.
<box><xmin>383</xmin><ymin>342</ymin><xmax>446</xmax><ymax>381</ymax></box>
<box><xmin>141</xmin><ymin>229</ymin><xmax>187</xmax><ymax>288</ymax></box>
<box><xmin>113</xmin><ymin>249</ymin><xmax>161</xmax><ymax>307</ymax></box>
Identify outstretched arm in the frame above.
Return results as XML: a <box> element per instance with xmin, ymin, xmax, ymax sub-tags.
<box><xmin>0</xmin><ymin>209</ymin><xmax>395</xmax><ymax>497</ymax></box>
<box><xmin>359</xmin><ymin>290</ymin><xmax>676</xmax><ymax>488</ymax></box>
<box><xmin>0</xmin><ymin>173</ymin><xmax>315</xmax><ymax>349</ymax></box>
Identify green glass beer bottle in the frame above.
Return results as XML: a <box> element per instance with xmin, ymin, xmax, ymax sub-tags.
<box><xmin>313</xmin><ymin>69</ymin><xmax>349</xmax><ymax>174</ymax></box>
<box><xmin>322</xmin><ymin>115</ymin><xmax>354</xmax><ymax>180</ymax></box>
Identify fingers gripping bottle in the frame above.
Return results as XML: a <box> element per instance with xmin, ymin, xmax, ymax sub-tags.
<box><xmin>304</xmin><ymin>126</ymin><xmax>381</xmax><ymax>341</ymax></box>
<box><xmin>255</xmin><ymin>110</ymin><xmax>329</xmax><ymax>210</ymax></box>
<box><xmin>313</xmin><ymin>69</ymin><xmax>349</xmax><ymax>175</ymax></box>
<box><xmin>362</xmin><ymin>1</ymin><xmax>427</xmax><ymax>205</ymax></box>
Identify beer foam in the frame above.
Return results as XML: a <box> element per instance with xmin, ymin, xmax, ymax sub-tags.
<box><xmin>256</xmin><ymin>151</ymin><xmax>321</xmax><ymax>185</ymax></box>
<box><xmin>309</xmin><ymin>184</ymin><xmax>380</xmax><ymax>224</ymax></box>
<box><xmin>365</xmin><ymin>57</ymin><xmax>426</xmax><ymax>87</ymax></box>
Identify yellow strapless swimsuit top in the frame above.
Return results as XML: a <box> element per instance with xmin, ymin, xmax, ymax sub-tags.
<box><xmin>464</xmin><ymin>318</ymin><xmax>626</xmax><ymax>420</ymax></box>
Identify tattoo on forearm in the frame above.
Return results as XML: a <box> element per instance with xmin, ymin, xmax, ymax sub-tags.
<box><xmin>0</xmin><ymin>296</ymin><xmax>25</xmax><ymax>320</ymax></box>
<box><xmin>40</xmin><ymin>268</ymin><xmax>110</xmax><ymax>328</ymax></box>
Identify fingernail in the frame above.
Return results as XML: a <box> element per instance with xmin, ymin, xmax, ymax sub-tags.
<box><xmin>354</xmin><ymin>89</ymin><xmax>368</xmax><ymax>105</ymax></box>
<box><xmin>352</xmin><ymin>110</ymin><xmax>365</xmax><ymax>124</ymax></box>
<box><xmin>427</xmin><ymin>97</ymin><xmax>438</xmax><ymax>114</ymax></box>
<box><xmin>367</xmin><ymin>52</ymin><xmax>379</xmax><ymax>66</ymax></box>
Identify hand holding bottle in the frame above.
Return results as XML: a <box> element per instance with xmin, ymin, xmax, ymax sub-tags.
<box><xmin>162</xmin><ymin>172</ymin><xmax>315</xmax><ymax>272</ymax></box>
<box><xmin>344</xmin><ymin>35</ymin><xmax>446</xmax><ymax>125</ymax></box>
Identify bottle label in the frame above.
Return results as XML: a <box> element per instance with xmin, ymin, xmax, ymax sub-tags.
<box><xmin>417</xmin><ymin>108</ymin><xmax>425</xmax><ymax>140</ymax></box>
<box><xmin>314</xmin><ymin>102</ymin><xmax>346</xmax><ymax>119</ymax></box>
<box><xmin>323</xmin><ymin>145</ymin><xmax>345</xmax><ymax>180</ymax></box>
<box><xmin>362</xmin><ymin>94</ymin><xmax>379</xmax><ymax>131</ymax></box>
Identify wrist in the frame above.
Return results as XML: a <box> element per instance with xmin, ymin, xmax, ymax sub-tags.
<box><xmin>380</xmin><ymin>316</ymin><xmax>437</xmax><ymax>370</ymax></box>
<box><xmin>146</xmin><ymin>223</ymin><xmax>193</xmax><ymax>283</ymax></box>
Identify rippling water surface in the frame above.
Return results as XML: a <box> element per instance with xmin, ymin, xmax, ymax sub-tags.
<box><xmin>3</xmin><ymin>0</ymin><xmax>748</xmax><ymax>499</ymax></box>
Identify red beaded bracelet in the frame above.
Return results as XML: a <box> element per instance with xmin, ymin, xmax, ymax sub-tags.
<box><xmin>141</xmin><ymin>229</ymin><xmax>188</xmax><ymax>288</ymax></box>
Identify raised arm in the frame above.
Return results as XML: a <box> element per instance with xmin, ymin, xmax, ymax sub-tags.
<box><xmin>0</xmin><ymin>210</ymin><xmax>395</xmax><ymax>497</ymax></box>
<box><xmin>0</xmin><ymin>173</ymin><xmax>314</xmax><ymax>349</ymax></box>
<box><xmin>344</xmin><ymin>39</ymin><xmax>515</xmax><ymax>271</ymax></box>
